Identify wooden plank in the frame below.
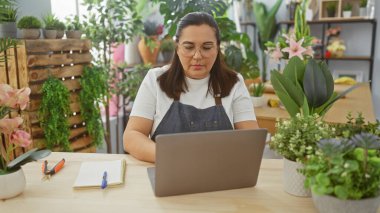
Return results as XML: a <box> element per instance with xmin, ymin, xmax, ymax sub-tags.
<box><xmin>77</xmin><ymin>145</ymin><xmax>96</xmax><ymax>153</ymax></box>
<box><xmin>30</xmin><ymin>78</ymin><xmax>81</xmax><ymax>95</ymax></box>
<box><xmin>25</xmin><ymin>39</ymin><xmax>91</xmax><ymax>53</ymax></box>
<box><xmin>29</xmin><ymin>91</ymin><xmax>80</xmax><ymax>111</ymax></box>
<box><xmin>27</xmin><ymin>53</ymin><xmax>92</xmax><ymax>67</ymax></box>
<box><xmin>31</xmin><ymin>125</ymin><xmax>87</xmax><ymax>140</ymax></box>
<box><xmin>0</xmin><ymin>51</ymin><xmax>7</xmax><ymax>84</ymax></box>
<box><xmin>69</xmin><ymin>126</ymin><xmax>87</xmax><ymax>139</ymax></box>
<box><xmin>16</xmin><ymin>41</ymin><xmax>29</xmax><ymax>88</ymax></box>
<box><xmin>29</xmin><ymin>108</ymin><xmax>83</xmax><ymax>125</ymax></box>
<box><xmin>29</xmin><ymin>65</ymin><xmax>84</xmax><ymax>82</ymax></box>
<box><xmin>70</xmin><ymin>135</ymin><xmax>93</xmax><ymax>151</ymax></box>
<box><xmin>6</xmin><ymin>44</ymin><xmax>18</xmax><ymax>88</ymax></box>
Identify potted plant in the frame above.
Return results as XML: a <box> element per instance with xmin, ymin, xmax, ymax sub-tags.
<box><xmin>270</xmin><ymin>113</ymin><xmax>334</xmax><ymax>197</ymax></box>
<box><xmin>65</xmin><ymin>15</ymin><xmax>82</xmax><ymax>39</ymax></box>
<box><xmin>160</xmin><ymin>38</ymin><xmax>175</xmax><ymax>63</ymax></box>
<box><xmin>55</xmin><ymin>21</ymin><xmax>65</xmax><ymax>39</ymax></box>
<box><xmin>326</xmin><ymin>2</ymin><xmax>337</xmax><ymax>18</ymax></box>
<box><xmin>138</xmin><ymin>20</ymin><xmax>163</xmax><ymax>64</ymax></box>
<box><xmin>42</xmin><ymin>14</ymin><xmax>58</xmax><ymax>39</ymax></box>
<box><xmin>16</xmin><ymin>16</ymin><xmax>42</xmax><ymax>39</ymax></box>
<box><xmin>0</xmin><ymin>2</ymin><xmax>17</xmax><ymax>38</ymax></box>
<box><xmin>249</xmin><ymin>82</ymin><xmax>267</xmax><ymax>107</ymax></box>
<box><xmin>302</xmin><ymin>133</ymin><xmax>380</xmax><ymax>213</ymax></box>
<box><xmin>359</xmin><ymin>0</ymin><xmax>368</xmax><ymax>17</ymax></box>
<box><xmin>343</xmin><ymin>3</ymin><xmax>353</xmax><ymax>18</ymax></box>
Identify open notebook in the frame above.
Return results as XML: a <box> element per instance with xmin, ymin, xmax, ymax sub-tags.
<box><xmin>73</xmin><ymin>159</ymin><xmax>126</xmax><ymax>189</ymax></box>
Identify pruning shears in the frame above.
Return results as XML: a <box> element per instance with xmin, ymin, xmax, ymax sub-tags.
<box><xmin>41</xmin><ymin>158</ymin><xmax>65</xmax><ymax>181</ymax></box>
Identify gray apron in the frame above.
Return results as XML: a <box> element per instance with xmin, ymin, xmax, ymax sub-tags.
<box><xmin>151</xmin><ymin>95</ymin><xmax>233</xmax><ymax>141</ymax></box>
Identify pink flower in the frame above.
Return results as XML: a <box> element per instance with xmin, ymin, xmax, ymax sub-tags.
<box><xmin>6</xmin><ymin>87</ymin><xmax>31</xmax><ymax>110</ymax></box>
<box><xmin>304</xmin><ymin>46</ymin><xmax>314</xmax><ymax>57</ymax></box>
<box><xmin>0</xmin><ymin>117</ymin><xmax>23</xmax><ymax>134</ymax></box>
<box><xmin>282</xmin><ymin>38</ymin><xmax>307</xmax><ymax>60</ymax></box>
<box><xmin>10</xmin><ymin>130</ymin><xmax>32</xmax><ymax>148</ymax></box>
<box><xmin>0</xmin><ymin>84</ymin><xmax>14</xmax><ymax>105</ymax></box>
<box><xmin>270</xmin><ymin>44</ymin><xmax>284</xmax><ymax>62</ymax></box>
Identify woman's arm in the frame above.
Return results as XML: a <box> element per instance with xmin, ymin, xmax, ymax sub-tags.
<box><xmin>123</xmin><ymin>116</ymin><xmax>156</xmax><ymax>163</ymax></box>
<box><xmin>234</xmin><ymin>120</ymin><xmax>259</xmax><ymax>129</ymax></box>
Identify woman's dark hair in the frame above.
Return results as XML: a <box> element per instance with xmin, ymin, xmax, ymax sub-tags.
<box><xmin>158</xmin><ymin>12</ymin><xmax>238</xmax><ymax>100</ymax></box>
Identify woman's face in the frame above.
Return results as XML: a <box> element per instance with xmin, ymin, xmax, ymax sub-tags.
<box><xmin>177</xmin><ymin>24</ymin><xmax>218</xmax><ymax>79</ymax></box>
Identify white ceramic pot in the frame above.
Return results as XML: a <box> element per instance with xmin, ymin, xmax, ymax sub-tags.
<box><xmin>343</xmin><ymin>11</ymin><xmax>352</xmax><ymax>18</ymax></box>
<box><xmin>0</xmin><ymin>168</ymin><xmax>26</xmax><ymax>200</ymax></box>
<box><xmin>312</xmin><ymin>193</ymin><xmax>380</xmax><ymax>213</ymax></box>
<box><xmin>283</xmin><ymin>158</ymin><xmax>311</xmax><ymax>197</ymax></box>
<box><xmin>251</xmin><ymin>96</ymin><xmax>267</xmax><ymax>107</ymax></box>
<box><xmin>360</xmin><ymin>7</ymin><xmax>367</xmax><ymax>17</ymax></box>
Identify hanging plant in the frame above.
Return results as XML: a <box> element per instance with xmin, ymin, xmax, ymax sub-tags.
<box><xmin>38</xmin><ymin>77</ymin><xmax>71</xmax><ymax>151</ymax></box>
<box><xmin>79</xmin><ymin>65</ymin><xmax>108</xmax><ymax>146</ymax></box>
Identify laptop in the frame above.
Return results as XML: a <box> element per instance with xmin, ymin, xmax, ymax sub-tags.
<box><xmin>147</xmin><ymin>128</ymin><xmax>267</xmax><ymax>197</ymax></box>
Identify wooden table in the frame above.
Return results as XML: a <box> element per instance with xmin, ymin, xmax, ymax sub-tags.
<box><xmin>2</xmin><ymin>152</ymin><xmax>317</xmax><ymax>213</ymax></box>
<box><xmin>255</xmin><ymin>84</ymin><xmax>376</xmax><ymax>134</ymax></box>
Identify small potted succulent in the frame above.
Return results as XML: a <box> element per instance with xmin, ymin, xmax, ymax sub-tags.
<box><xmin>65</xmin><ymin>15</ymin><xmax>83</xmax><ymax>39</ymax></box>
<box><xmin>137</xmin><ymin>20</ymin><xmax>163</xmax><ymax>64</ymax></box>
<box><xmin>160</xmin><ymin>38</ymin><xmax>175</xmax><ymax>63</ymax></box>
<box><xmin>359</xmin><ymin>0</ymin><xmax>368</xmax><ymax>17</ymax></box>
<box><xmin>16</xmin><ymin>16</ymin><xmax>42</xmax><ymax>39</ymax></box>
<box><xmin>326</xmin><ymin>2</ymin><xmax>337</xmax><ymax>18</ymax></box>
<box><xmin>42</xmin><ymin>14</ymin><xmax>59</xmax><ymax>39</ymax></box>
<box><xmin>249</xmin><ymin>82</ymin><xmax>267</xmax><ymax>107</ymax></box>
<box><xmin>302</xmin><ymin>133</ymin><xmax>380</xmax><ymax>213</ymax></box>
<box><xmin>0</xmin><ymin>2</ymin><xmax>18</xmax><ymax>38</ymax></box>
<box><xmin>343</xmin><ymin>3</ymin><xmax>353</xmax><ymax>18</ymax></box>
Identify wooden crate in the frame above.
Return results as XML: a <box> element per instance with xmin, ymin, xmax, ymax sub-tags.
<box><xmin>0</xmin><ymin>39</ymin><xmax>96</xmax><ymax>158</ymax></box>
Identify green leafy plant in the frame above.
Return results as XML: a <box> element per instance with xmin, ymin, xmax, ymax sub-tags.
<box><xmin>116</xmin><ymin>64</ymin><xmax>151</xmax><ymax>101</ymax></box>
<box><xmin>270</xmin><ymin>57</ymin><xmax>363</xmax><ymax>118</ymax></box>
<box><xmin>334</xmin><ymin>113</ymin><xmax>380</xmax><ymax>139</ymax></box>
<box><xmin>0</xmin><ymin>6</ymin><xmax>16</xmax><ymax>22</ymax></box>
<box><xmin>302</xmin><ymin>133</ymin><xmax>380</xmax><ymax>199</ymax></box>
<box><xmin>142</xmin><ymin>20</ymin><xmax>163</xmax><ymax>53</ymax></box>
<box><xmin>249</xmin><ymin>82</ymin><xmax>265</xmax><ymax>97</ymax></box>
<box><xmin>0</xmin><ymin>38</ymin><xmax>16</xmax><ymax>63</ymax></box>
<box><xmin>79</xmin><ymin>66</ymin><xmax>108</xmax><ymax>147</ymax></box>
<box><xmin>160</xmin><ymin>38</ymin><xmax>175</xmax><ymax>52</ymax></box>
<box><xmin>360</xmin><ymin>0</ymin><xmax>367</xmax><ymax>7</ymax></box>
<box><xmin>270</xmin><ymin>113</ymin><xmax>334</xmax><ymax>163</ymax></box>
<box><xmin>16</xmin><ymin>16</ymin><xmax>41</xmax><ymax>29</ymax></box>
<box><xmin>326</xmin><ymin>2</ymin><xmax>337</xmax><ymax>15</ymax></box>
<box><xmin>65</xmin><ymin>15</ymin><xmax>82</xmax><ymax>31</ymax></box>
<box><xmin>343</xmin><ymin>3</ymin><xmax>353</xmax><ymax>11</ymax></box>
<box><xmin>55</xmin><ymin>21</ymin><xmax>66</xmax><ymax>31</ymax></box>
<box><xmin>253</xmin><ymin>0</ymin><xmax>282</xmax><ymax>81</ymax></box>
<box><xmin>38</xmin><ymin>77</ymin><xmax>71</xmax><ymax>151</ymax></box>
<box><xmin>42</xmin><ymin>14</ymin><xmax>59</xmax><ymax>30</ymax></box>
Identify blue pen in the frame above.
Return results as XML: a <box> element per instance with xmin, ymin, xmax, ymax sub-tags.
<box><xmin>101</xmin><ymin>171</ymin><xmax>108</xmax><ymax>189</ymax></box>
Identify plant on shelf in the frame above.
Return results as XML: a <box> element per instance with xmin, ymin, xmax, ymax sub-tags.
<box><xmin>42</xmin><ymin>14</ymin><xmax>59</xmax><ymax>39</ymax></box>
<box><xmin>359</xmin><ymin>0</ymin><xmax>368</xmax><ymax>16</ymax></box>
<box><xmin>16</xmin><ymin>16</ymin><xmax>42</xmax><ymax>39</ymax></box>
<box><xmin>160</xmin><ymin>37</ymin><xmax>175</xmax><ymax>62</ymax></box>
<box><xmin>249</xmin><ymin>82</ymin><xmax>266</xmax><ymax>107</ymax></box>
<box><xmin>343</xmin><ymin>3</ymin><xmax>353</xmax><ymax>18</ymax></box>
<box><xmin>79</xmin><ymin>66</ymin><xmax>108</xmax><ymax>147</ymax></box>
<box><xmin>0</xmin><ymin>0</ymin><xmax>18</xmax><ymax>39</ymax></box>
<box><xmin>302</xmin><ymin>133</ymin><xmax>380</xmax><ymax>212</ymax></box>
<box><xmin>326</xmin><ymin>2</ymin><xmax>337</xmax><ymax>17</ymax></box>
<box><xmin>138</xmin><ymin>20</ymin><xmax>163</xmax><ymax>64</ymax></box>
<box><xmin>65</xmin><ymin>15</ymin><xmax>83</xmax><ymax>39</ymax></box>
<box><xmin>55</xmin><ymin>20</ymin><xmax>66</xmax><ymax>39</ymax></box>
<box><xmin>326</xmin><ymin>39</ymin><xmax>346</xmax><ymax>57</ymax></box>
<box><xmin>360</xmin><ymin>0</ymin><xmax>368</xmax><ymax>7</ymax></box>
<box><xmin>38</xmin><ymin>77</ymin><xmax>71</xmax><ymax>151</ymax></box>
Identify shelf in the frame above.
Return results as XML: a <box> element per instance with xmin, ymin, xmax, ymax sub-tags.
<box><xmin>316</xmin><ymin>56</ymin><xmax>372</xmax><ymax>61</ymax></box>
<box><xmin>240</xmin><ymin>22</ymin><xmax>256</xmax><ymax>26</ymax></box>
<box><xmin>279</xmin><ymin>18</ymin><xmax>376</xmax><ymax>25</ymax></box>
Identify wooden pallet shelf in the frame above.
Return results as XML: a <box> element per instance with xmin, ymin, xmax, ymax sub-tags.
<box><xmin>0</xmin><ymin>39</ymin><xmax>96</xmax><ymax>158</ymax></box>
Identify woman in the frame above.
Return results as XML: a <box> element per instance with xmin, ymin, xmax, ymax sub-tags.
<box><xmin>123</xmin><ymin>12</ymin><xmax>259</xmax><ymax>163</ymax></box>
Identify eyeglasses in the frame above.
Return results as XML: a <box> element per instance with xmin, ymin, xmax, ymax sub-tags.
<box><xmin>178</xmin><ymin>43</ymin><xmax>217</xmax><ymax>58</ymax></box>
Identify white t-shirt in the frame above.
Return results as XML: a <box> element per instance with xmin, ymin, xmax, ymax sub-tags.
<box><xmin>130</xmin><ymin>65</ymin><xmax>256</xmax><ymax>135</ymax></box>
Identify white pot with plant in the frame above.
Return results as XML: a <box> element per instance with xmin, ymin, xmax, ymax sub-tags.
<box><xmin>359</xmin><ymin>0</ymin><xmax>368</xmax><ymax>17</ymax></box>
<box><xmin>0</xmin><ymin>1</ymin><xmax>17</xmax><ymax>38</ymax></box>
<box><xmin>0</xmin><ymin>83</ymin><xmax>50</xmax><ymax>200</ymax></box>
<box><xmin>270</xmin><ymin>114</ymin><xmax>334</xmax><ymax>197</ymax></box>
<box><xmin>249</xmin><ymin>82</ymin><xmax>267</xmax><ymax>107</ymax></box>
<box><xmin>16</xmin><ymin>16</ymin><xmax>42</xmax><ymax>39</ymax></box>
<box><xmin>343</xmin><ymin>3</ymin><xmax>352</xmax><ymax>18</ymax></box>
<box><xmin>302</xmin><ymin>133</ymin><xmax>380</xmax><ymax>213</ymax></box>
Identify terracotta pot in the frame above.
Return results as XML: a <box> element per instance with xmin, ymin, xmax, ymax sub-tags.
<box><xmin>0</xmin><ymin>169</ymin><xmax>26</xmax><ymax>199</ymax></box>
<box><xmin>138</xmin><ymin>36</ymin><xmax>160</xmax><ymax>65</ymax></box>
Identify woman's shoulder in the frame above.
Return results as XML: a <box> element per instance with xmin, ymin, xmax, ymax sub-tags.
<box><xmin>146</xmin><ymin>64</ymin><xmax>170</xmax><ymax>79</ymax></box>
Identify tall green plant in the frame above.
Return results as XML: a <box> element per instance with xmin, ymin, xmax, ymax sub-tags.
<box><xmin>79</xmin><ymin>66</ymin><xmax>108</xmax><ymax>147</ymax></box>
<box><xmin>39</xmin><ymin>77</ymin><xmax>71</xmax><ymax>151</ymax></box>
<box><xmin>270</xmin><ymin>57</ymin><xmax>363</xmax><ymax>118</ymax></box>
<box><xmin>253</xmin><ymin>0</ymin><xmax>282</xmax><ymax>81</ymax></box>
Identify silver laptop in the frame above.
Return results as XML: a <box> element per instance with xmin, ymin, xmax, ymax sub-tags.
<box><xmin>147</xmin><ymin>128</ymin><xmax>267</xmax><ymax>197</ymax></box>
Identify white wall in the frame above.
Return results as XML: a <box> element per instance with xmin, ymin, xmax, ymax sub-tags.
<box><xmin>16</xmin><ymin>0</ymin><xmax>51</xmax><ymax>20</ymax></box>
